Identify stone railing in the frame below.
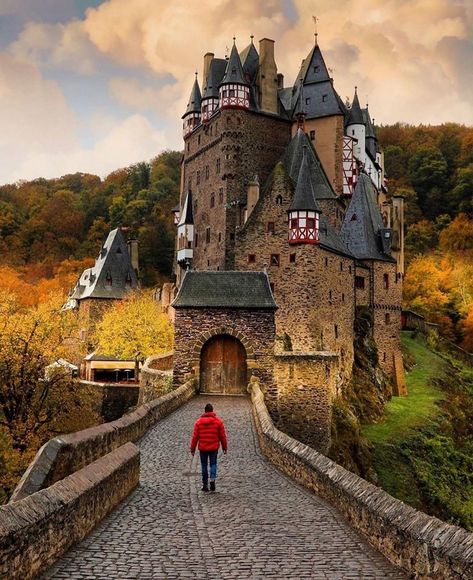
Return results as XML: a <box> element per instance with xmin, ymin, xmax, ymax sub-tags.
<box><xmin>0</xmin><ymin>442</ymin><xmax>139</xmax><ymax>580</ymax></box>
<box><xmin>11</xmin><ymin>378</ymin><xmax>197</xmax><ymax>502</ymax></box>
<box><xmin>139</xmin><ymin>353</ymin><xmax>174</xmax><ymax>405</ymax></box>
<box><xmin>249</xmin><ymin>380</ymin><xmax>473</xmax><ymax>579</ymax></box>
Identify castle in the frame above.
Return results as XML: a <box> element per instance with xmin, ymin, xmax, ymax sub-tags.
<box><xmin>170</xmin><ymin>35</ymin><xmax>405</xmax><ymax>449</ymax></box>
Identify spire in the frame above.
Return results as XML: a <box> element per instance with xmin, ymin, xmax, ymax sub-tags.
<box><xmin>346</xmin><ymin>87</ymin><xmax>364</xmax><ymax>125</ymax></box>
<box><xmin>289</xmin><ymin>146</ymin><xmax>321</xmax><ymax>212</ymax></box>
<box><xmin>184</xmin><ymin>74</ymin><xmax>202</xmax><ymax>116</ymax></box>
<box><xmin>220</xmin><ymin>41</ymin><xmax>248</xmax><ymax>86</ymax></box>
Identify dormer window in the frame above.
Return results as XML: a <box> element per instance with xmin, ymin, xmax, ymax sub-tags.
<box><xmin>314</xmin><ymin>66</ymin><xmax>320</xmax><ymax>73</ymax></box>
<box><xmin>105</xmin><ymin>271</ymin><xmax>112</xmax><ymax>287</ymax></box>
<box><xmin>305</xmin><ymin>97</ymin><xmax>310</xmax><ymax>105</ymax></box>
<box><xmin>116</xmin><ymin>247</ymin><xmax>122</xmax><ymax>254</ymax></box>
<box><xmin>322</xmin><ymin>94</ymin><xmax>327</xmax><ymax>102</ymax></box>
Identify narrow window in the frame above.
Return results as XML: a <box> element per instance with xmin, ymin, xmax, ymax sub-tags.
<box><xmin>334</xmin><ymin>325</ymin><xmax>338</xmax><ymax>339</ymax></box>
<box><xmin>218</xmin><ymin>232</ymin><xmax>222</xmax><ymax>242</ymax></box>
<box><xmin>196</xmin><ymin>170</ymin><xmax>200</xmax><ymax>185</ymax></box>
<box><xmin>216</xmin><ymin>158</ymin><xmax>221</xmax><ymax>174</ymax></box>
<box><xmin>188</xmin><ymin>176</ymin><xmax>192</xmax><ymax>190</ymax></box>
<box><xmin>270</xmin><ymin>282</ymin><xmax>275</xmax><ymax>292</ymax></box>
<box><xmin>322</xmin><ymin>94</ymin><xmax>327</xmax><ymax>102</ymax></box>
<box><xmin>383</xmin><ymin>273</ymin><xmax>389</xmax><ymax>289</ymax></box>
<box><xmin>230</xmin><ymin>233</ymin><xmax>235</xmax><ymax>241</ymax></box>
<box><xmin>219</xmin><ymin>187</ymin><xmax>224</xmax><ymax>203</ymax></box>
<box><xmin>270</xmin><ymin>254</ymin><xmax>280</xmax><ymax>267</ymax></box>
<box><xmin>329</xmin><ymin>290</ymin><xmax>332</xmax><ymax>300</ymax></box>
<box><xmin>289</xmin><ymin>253</ymin><xmax>296</xmax><ymax>263</ymax></box>
<box><xmin>195</xmin><ymin>233</ymin><xmax>198</xmax><ymax>247</ymax></box>
<box><xmin>210</xmin><ymin>193</ymin><xmax>215</xmax><ymax>208</ymax></box>
<box><xmin>385</xmin><ymin>313</ymin><xmax>390</xmax><ymax>324</ymax></box>
<box><xmin>305</xmin><ymin>97</ymin><xmax>310</xmax><ymax>105</ymax></box>
<box><xmin>355</xmin><ymin>276</ymin><xmax>365</xmax><ymax>289</ymax></box>
<box><xmin>349</xmin><ymin>265</ymin><xmax>352</xmax><ymax>274</ymax></box>
<box><xmin>206</xmin><ymin>227</ymin><xmax>210</xmax><ymax>244</ymax></box>
<box><xmin>187</xmin><ymin>142</ymin><xmax>190</xmax><ymax>152</ymax></box>
<box><xmin>310</xmin><ymin>130</ymin><xmax>315</xmax><ymax>141</ymax></box>
<box><xmin>267</xmin><ymin>221</ymin><xmax>275</xmax><ymax>234</ymax></box>
<box><xmin>383</xmin><ymin>352</ymin><xmax>386</xmax><ymax>362</ymax></box>
<box><xmin>325</xmin><ymin>257</ymin><xmax>328</xmax><ymax>267</ymax></box>
<box><xmin>340</xmin><ymin>262</ymin><xmax>343</xmax><ymax>271</ymax></box>
<box><xmin>198</xmin><ymin>135</ymin><xmax>201</xmax><ymax>145</ymax></box>
<box><xmin>342</xmin><ymin>293</ymin><xmax>345</xmax><ymax>302</ymax></box>
<box><xmin>276</xmin><ymin>195</ymin><xmax>283</xmax><ymax>205</ymax></box>
<box><xmin>205</xmin><ymin>165</ymin><xmax>209</xmax><ymax>180</ymax></box>
<box><xmin>248</xmin><ymin>254</ymin><xmax>256</xmax><ymax>264</ymax></box>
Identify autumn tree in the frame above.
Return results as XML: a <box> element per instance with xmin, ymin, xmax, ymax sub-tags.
<box><xmin>92</xmin><ymin>291</ymin><xmax>174</xmax><ymax>376</ymax></box>
<box><xmin>0</xmin><ymin>292</ymin><xmax>95</xmax><ymax>453</ymax></box>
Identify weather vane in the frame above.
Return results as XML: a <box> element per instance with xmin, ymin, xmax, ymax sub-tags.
<box><xmin>312</xmin><ymin>15</ymin><xmax>318</xmax><ymax>41</ymax></box>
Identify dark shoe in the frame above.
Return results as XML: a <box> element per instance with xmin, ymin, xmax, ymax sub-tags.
<box><xmin>201</xmin><ymin>485</ymin><xmax>209</xmax><ymax>492</ymax></box>
<box><xmin>210</xmin><ymin>480</ymin><xmax>216</xmax><ymax>492</ymax></box>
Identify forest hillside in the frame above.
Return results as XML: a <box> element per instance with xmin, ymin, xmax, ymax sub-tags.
<box><xmin>0</xmin><ymin>124</ymin><xmax>472</xmax><ymax>347</ymax></box>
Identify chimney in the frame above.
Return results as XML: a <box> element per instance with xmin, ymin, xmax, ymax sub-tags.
<box><xmin>258</xmin><ymin>38</ymin><xmax>278</xmax><ymax>115</ymax></box>
<box><xmin>245</xmin><ymin>175</ymin><xmax>260</xmax><ymax>222</ymax></box>
<box><xmin>127</xmin><ymin>239</ymin><xmax>139</xmax><ymax>277</ymax></box>
<box><xmin>277</xmin><ymin>73</ymin><xmax>284</xmax><ymax>89</ymax></box>
<box><xmin>203</xmin><ymin>52</ymin><xmax>214</xmax><ymax>88</ymax></box>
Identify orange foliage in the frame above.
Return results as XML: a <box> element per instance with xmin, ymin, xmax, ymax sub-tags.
<box><xmin>461</xmin><ymin>305</ymin><xmax>473</xmax><ymax>352</ymax></box>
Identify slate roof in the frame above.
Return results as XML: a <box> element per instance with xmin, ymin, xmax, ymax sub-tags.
<box><xmin>340</xmin><ymin>173</ymin><xmax>395</xmax><ymax>262</ymax></box>
<box><xmin>178</xmin><ymin>191</ymin><xmax>193</xmax><ymax>226</ymax></box>
<box><xmin>183</xmin><ymin>76</ymin><xmax>202</xmax><ymax>116</ymax></box>
<box><xmin>172</xmin><ymin>271</ymin><xmax>277</xmax><ymax>309</ymax></box>
<box><xmin>289</xmin><ymin>146</ymin><xmax>322</xmax><ymax>212</ymax></box>
<box><xmin>202</xmin><ymin>58</ymin><xmax>227</xmax><ymax>99</ymax></box>
<box><xmin>240</xmin><ymin>41</ymin><xmax>259</xmax><ymax>83</ymax></box>
<box><xmin>289</xmin><ymin>43</ymin><xmax>345</xmax><ymax>120</ymax></box>
<box><xmin>281</xmin><ymin>129</ymin><xmax>337</xmax><ymax>200</ymax></box>
<box><xmin>346</xmin><ymin>89</ymin><xmax>364</xmax><ymax>126</ymax></box>
<box><xmin>69</xmin><ymin>228</ymin><xmax>139</xmax><ymax>300</ymax></box>
<box><xmin>220</xmin><ymin>43</ymin><xmax>248</xmax><ymax>86</ymax></box>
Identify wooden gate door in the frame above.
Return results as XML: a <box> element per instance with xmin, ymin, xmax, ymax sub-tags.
<box><xmin>200</xmin><ymin>335</ymin><xmax>247</xmax><ymax>394</ymax></box>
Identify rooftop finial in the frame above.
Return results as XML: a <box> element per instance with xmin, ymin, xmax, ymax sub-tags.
<box><xmin>312</xmin><ymin>15</ymin><xmax>318</xmax><ymax>45</ymax></box>
<box><xmin>233</xmin><ymin>36</ymin><xmax>236</xmax><ymax>45</ymax></box>
<box><xmin>250</xmin><ymin>34</ymin><xmax>254</xmax><ymax>44</ymax></box>
<box><xmin>355</xmin><ymin>85</ymin><xmax>358</xmax><ymax>94</ymax></box>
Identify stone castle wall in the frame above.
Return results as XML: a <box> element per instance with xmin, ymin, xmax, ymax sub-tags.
<box><xmin>181</xmin><ymin>109</ymin><xmax>291</xmax><ymax>273</ymax></box>
<box><xmin>372</xmin><ymin>261</ymin><xmax>402</xmax><ymax>376</ymax></box>
<box><xmin>234</xmin><ymin>164</ymin><xmax>354</xmax><ymax>383</ymax></box>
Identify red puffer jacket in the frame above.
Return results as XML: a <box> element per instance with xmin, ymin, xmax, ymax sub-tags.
<box><xmin>190</xmin><ymin>412</ymin><xmax>228</xmax><ymax>453</ymax></box>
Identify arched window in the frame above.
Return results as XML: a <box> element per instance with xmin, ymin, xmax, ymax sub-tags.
<box><xmin>276</xmin><ymin>195</ymin><xmax>283</xmax><ymax>205</ymax></box>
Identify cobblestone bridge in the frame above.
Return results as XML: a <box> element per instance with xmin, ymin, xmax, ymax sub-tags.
<box><xmin>44</xmin><ymin>396</ymin><xmax>404</xmax><ymax>579</ymax></box>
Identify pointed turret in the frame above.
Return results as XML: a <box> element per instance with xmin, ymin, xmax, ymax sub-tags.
<box><xmin>182</xmin><ymin>74</ymin><xmax>202</xmax><ymax>137</ymax></box>
<box><xmin>201</xmin><ymin>58</ymin><xmax>227</xmax><ymax>121</ymax></box>
<box><xmin>346</xmin><ymin>88</ymin><xmax>364</xmax><ymax>126</ymax></box>
<box><xmin>219</xmin><ymin>40</ymin><xmax>250</xmax><ymax>110</ymax></box>
<box><xmin>363</xmin><ymin>104</ymin><xmax>377</xmax><ymax>160</ymax></box>
<box><xmin>346</xmin><ymin>87</ymin><xmax>366</xmax><ymax>164</ymax></box>
<box><xmin>288</xmin><ymin>146</ymin><xmax>321</xmax><ymax>244</ymax></box>
<box><xmin>176</xmin><ymin>191</ymin><xmax>194</xmax><ymax>268</ymax></box>
<box><xmin>240</xmin><ymin>37</ymin><xmax>259</xmax><ymax>82</ymax></box>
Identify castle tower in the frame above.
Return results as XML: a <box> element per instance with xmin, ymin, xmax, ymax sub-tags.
<box><xmin>176</xmin><ymin>190</ymin><xmax>194</xmax><ymax>273</ymax></box>
<box><xmin>182</xmin><ymin>74</ymin><xmax>202</xmax><ymax>137</ymax></box>
<box><xmin>345</xmin><ymin>88</ymin><xmax>366</xmax><ymax>166</ymax></box>
<box><xmin>290</xmin><ymin>37</ymin><xmax>346</xmax><ymax>195</ymax></box>
<box><xmin>219</xmin><ymin>41</ymin><xmax>250</xmax><ymax>110</ymax></box>
<box><xmin>288</xmin><ymin>146</ymin><xmax>321</xmax><ymax>244</ymax></box>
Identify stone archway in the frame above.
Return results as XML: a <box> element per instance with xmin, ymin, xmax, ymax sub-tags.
<box><xmin>200</xmin><ymin>334</ymin><xmax>248</xmax><ymax>394</ymax></box>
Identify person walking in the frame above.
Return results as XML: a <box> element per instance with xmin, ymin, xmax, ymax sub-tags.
<box><xmin>190</xmin><ymin>403</ymin><xmax>227</xmax><ymax>492</ymax></box>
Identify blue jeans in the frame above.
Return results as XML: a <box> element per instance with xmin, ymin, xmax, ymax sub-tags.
<box><xmin>199</xmin><ymin>450</ymin><xmax>218</xmax><ymax>486</ymax></box>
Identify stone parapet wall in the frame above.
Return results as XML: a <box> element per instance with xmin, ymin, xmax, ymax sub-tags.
<box><xmin>271</xmin><ymin>352</ymin><xmax>338</xmax><ymax>453</ymax></box>
<box><xmin>250</xmin><ymin>382</ymin><xmax>473</xmax><ymax>579</ymax></box>
<box><xmin>0</xmin><ymin>442</ymin><xmax>139</xmax><ymax>580</ymax></box>
<box><xmin>139</xmin><ymin>353</ymin><xmax>174</xmax><ymax>404</ymax></box>
<box><xmin>11</xmin><ymin>379</ymin><xmax>197</xmax><ymax>502</ymax></box>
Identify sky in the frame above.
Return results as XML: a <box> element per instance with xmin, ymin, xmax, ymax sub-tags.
<box><xmin>0</xmin><ymin>0</ymin><xmax>472</xmax><ymax>185</ymax></box>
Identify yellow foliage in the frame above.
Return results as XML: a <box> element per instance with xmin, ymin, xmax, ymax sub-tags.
<box><xmin>93</xmin><ymin>291</ymin><xmax>174</xmax><ymax>364</ymax></box>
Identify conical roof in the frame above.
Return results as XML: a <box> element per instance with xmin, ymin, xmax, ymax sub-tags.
<box><xmin>340</xmin><ymin>173</ymin><xmax>394</xmax><ymax>261</ymax></box>
<box><xmin>183</xmin><ymin>76</ymin><xmax>202</xmax><ymax>116</ymax></box>
<box><xmin>346</xmin><ymin>88</ymin><xmax>364</xmax><ymax>126</ymax></box>
<box><xmin>202</xmin><ymin>58</ymin><xmax>227</xmax><ymax>99</ymax></box>
<box><xmin>281</xmin><ymin>129</ymin><xmax>337</xmax><ymax>200</ymax></box>
<box><xmin>178</xmin><ymin>191</ymin><xmax>194</xmax><ymax>226</ymax></box>
<box><xmin>220</xmin><ymin>42</ymin><xmax>248</xmax><ymax>86</ymax></box>
<box><xmin>289</xmin><ymin>146</ymin><xmax>321</xmax><ymax>212</ymax></box>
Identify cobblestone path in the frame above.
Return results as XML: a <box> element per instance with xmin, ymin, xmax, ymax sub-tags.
<box><xmin>44</xmin><ymin>396</ymin><xmax>405</xmax><ymax>579</ymax></box>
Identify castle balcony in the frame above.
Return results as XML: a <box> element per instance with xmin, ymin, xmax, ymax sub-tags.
<box><xmin>177</xmin><ymin>248</ymin><xmax>193</xmax><ymax>263</ymax></box>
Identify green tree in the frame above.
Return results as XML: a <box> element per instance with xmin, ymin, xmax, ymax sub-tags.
<box><xmin>408</xmin><ymin>147</ymin><xmax>448</xmax><ymax>219</ymax></box>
